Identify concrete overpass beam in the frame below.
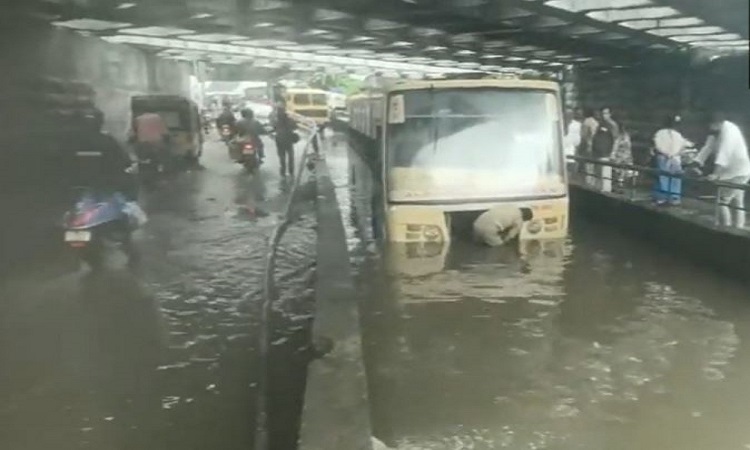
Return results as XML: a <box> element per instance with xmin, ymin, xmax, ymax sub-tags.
<box><xmin>587</xmin><ymin>6</ymin><xmax>683</xmax><ymax>23</ymax></box>
<box><xmin>545</xmin><ymin>0</ymin><xmax>652</xmax><ymax>12</ymax></box>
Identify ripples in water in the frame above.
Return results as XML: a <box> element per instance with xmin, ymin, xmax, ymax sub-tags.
<box><xmin>327</xmin><ymin>134</ymin><xmax>750</xmax><ymax>450</ymax></box>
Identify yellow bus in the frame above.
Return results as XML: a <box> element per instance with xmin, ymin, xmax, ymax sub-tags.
<box><xmin>347</xmin><ymin>75</ymin><xmax>569</xmax><ymax>245</ymax></box>
<box><xmin>283</xmin><ymin>88</ymin><xmax>330</xmax><ymax>128</ymax></box>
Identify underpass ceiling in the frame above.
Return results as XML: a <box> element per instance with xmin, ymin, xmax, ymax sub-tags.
<box><xmin>32</xmin><ymin>0</ymin><xmax>749</xmax><ymax>76</ymax></box>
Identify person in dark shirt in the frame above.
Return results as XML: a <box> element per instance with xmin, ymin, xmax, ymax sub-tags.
<box><xmin>272</xmin><ymin>101</ymin><xmax>298</xmax><ymax>177</ymax></box>
<box><xmin>235</xmin><ymin>108</ymin><xmax>266</xmax><ymax>161</ymax></box>
<box><xmin>73</xmin><ymin>109</ymin><xmax>136</xmax><ymax>201</ymax></box>
<box><xmin>216</xmin><ymin>104</ymin><xmax>237</xmax><ymax>136</ymax></box>
<box><xmin>592</xmin><ymin>107</ymin><xmax>619</xmax><ymax>159</ymax></box>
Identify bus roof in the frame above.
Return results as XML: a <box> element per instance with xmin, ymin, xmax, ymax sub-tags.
<box><xmin>284</xmin><ymin>88</ymin><xmax>328</xmax><ymax>95</ymax></box>
<box><xmin>387</xmin><ymin>78</ymin><xmax>560</xmax><ymax>93</ymax></box>
<box><xmin>348</xmin><ymin>91</ymin><xmax>384</xmax><ymax>100</ymax></box>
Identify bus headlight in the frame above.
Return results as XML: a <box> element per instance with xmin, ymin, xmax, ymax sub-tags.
<box><xmin>527</xmin><ymin>220</ymin><xmax>543</xmax><ymax>235</ymax></box>
<box><xmin>405</xmin><ymin>224</ymin><xmax>445</xmax><ymax>242</ymax></box>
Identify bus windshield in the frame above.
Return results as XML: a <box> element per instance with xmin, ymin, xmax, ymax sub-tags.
<box><xmin>385</xmin><ymin>88</ymin><xmax>564</xmax><ymax>203</ymax></box>
<box><xmin>292</xmin><ymin>94</ymin><xmax>310</xmax><ymax>106</ymax></box>
<box><xmin>311</xmin><ymin>94</ymin><xmax>328</xmax><ymax>106</ymax></box>
<box><xmin>290</xmin><ymin>93</ymin><xmax>327</xmax><ymax>107</ymax></box>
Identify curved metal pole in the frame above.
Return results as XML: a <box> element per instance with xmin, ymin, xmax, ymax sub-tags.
<box><xmin>254</xmin><ymin>121</ymin><xmax>320</xmax><ymax>450</ymax></box>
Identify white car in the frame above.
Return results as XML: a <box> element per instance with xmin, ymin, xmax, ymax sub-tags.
<box><xmin>243</xmin><ymin>100</ymin><xmax>274</xmax><ymax>125</ymax></box>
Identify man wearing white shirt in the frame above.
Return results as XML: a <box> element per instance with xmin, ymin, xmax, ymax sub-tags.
<box><xmin>564</xmin><ymin>109</ymin><xmax>582</xmax><ymax>158</ymax></box>
<box><xmin>694</xmin><ymin>112</ymin><xmax>750</xmax><ymax>228</ymax></box>
<box><xmin>653</xmin><ymin>116</ymin><xmax>691</xmax><ymax>205</ymax></box>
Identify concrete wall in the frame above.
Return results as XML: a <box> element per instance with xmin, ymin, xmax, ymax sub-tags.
<box><xmin>1</xmin><ymin>17</ymin><xmax>190</xmax><ymax>138</ymax></box>
<box><xmin>567</xmin><ymin>54</ymin><xmax>750</xmax><ymax>164</ymax></box>
<box><xmin>570</xmin><ymin>184</ymin><xmax>750</xmax><ymax>283</ymax></box>
<box><xmin>0</xmin><ymin>15</ymin><xmax>191</xmax><ymax>274</ymax></box>
<box><xmin>0</xmin><ymin>16</ymin><xmax>191</xmax><ymax>189</ymax></box>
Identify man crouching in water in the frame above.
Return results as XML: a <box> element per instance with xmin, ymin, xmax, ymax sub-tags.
<box><xmin>473</xmin><ymin>206</ymin><xmax>534</xmax><ymax>247</ymax></box>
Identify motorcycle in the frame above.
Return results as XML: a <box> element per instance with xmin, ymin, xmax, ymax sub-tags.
<box><xmin>63</xmin><ymin>189</ymin><xmax>144</xmax><ymax>271</ymax></box>
<box><xmin>236</xmin><ymin>138</ymin><xmax>261</xmax><ymax>173</ymax></box>
<box><xmin>202</xmin><ymin>114</ymin><xmax>212</xmax><ymax>135</ymax></box>
<box><xmin>220</xmin><ymin>125</ymin><xmax>233</xmax><ymax>144</ymax></box>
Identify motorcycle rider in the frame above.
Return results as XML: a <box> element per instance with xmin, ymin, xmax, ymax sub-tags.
<box><xmin>72</xmin><ymin>109</ymin><xmax>141</xmax><ymax>266</ymax></box>
<box><xmin>216</xmin><ymin>101</ymin><xmax>237</xmax><ymax>138</ymax></box>
<box><xmin>235</xmin><ymin>107</ymin><xmax>266</xmax><ymax>162</ymax></box>
<box><xmin>74</xmin><ymin>108</ymin><xmax>136</xmax><ymax>201</ymax></box>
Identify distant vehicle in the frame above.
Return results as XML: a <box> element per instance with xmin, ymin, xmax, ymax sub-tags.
<box><xmin>347</xmin><ymin>74</ymin><xmax>569</xmax><ymax>245</ymax></box>
<box><xmin>130</xmin><ymin>95</ymin><xmax>203</xmax><ymax>163</ymax></box>
<box><xmin>220</xmin><ymin>124</ymin><xmax>234</xmax><ymax>145</ymax></box>
<box><xmin>233</xmin><ymin>137</ymin><xmax>262</xmax><ymax>174</ymax></box>
<box><xmin>243</xmin><ymin>99</ymin><xmax>274</xmax><ymax>125</ymax></box>
<box><xmin>284</xmin><ymin>88</ymin><xmax>330</xmax><ymax>128</ymax></box>
<box><xmin>328</xmin><ymin>92</ymin><xmax>347</xmax><ymax>112</ymax></box>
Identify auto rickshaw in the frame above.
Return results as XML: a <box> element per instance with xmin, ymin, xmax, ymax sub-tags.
<box><xmin>130</xmin><ymin>95</ymin><xmax>203</xmax><ymax>163</ymax></box>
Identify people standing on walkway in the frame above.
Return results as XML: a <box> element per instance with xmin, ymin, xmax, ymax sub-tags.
<box><xmin>579</xmin><ymin>108</ymin><xmax>598</xmax><ymax>156</ymax></box>
<box><xmin>611</xmin><ymin>119</ymin><xmax>633</xmax><ymax>191</ymax></box>
<box><xmin>591</xmin><ymin>107</ymin><xmax>619</xmax><ymax>191</ymax></box>
<box><xmin>694</xmin><ymin>111</ymin><xmax>750</xmax><ymax>228</ymax></box>
<box><xmin>652</xmin><ymin>115</ymin><xmax>691</xmax><ymax>206</ymax></box>
<box><xmin>564</xmin><ymin>109</ymin><xmax>582</xmax><ymax>159</ymax></box>
<box><xmin>579</xmin><ymin>108</ymin><xmax>598</xmax><ymax>186</ymax></box>
<box><xmin>272</xmin><ymin>101</ymin><xmax>298</xmax><ymax>177</ymax></box>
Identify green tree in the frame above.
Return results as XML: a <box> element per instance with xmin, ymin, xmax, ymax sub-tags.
<box><xmin>308</xmin><ymin>72</ymin><xmax>363</xmax><ymax>95</ymax></box>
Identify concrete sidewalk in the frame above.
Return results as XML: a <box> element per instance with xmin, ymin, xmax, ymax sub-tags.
<box><xmin>297</xmin><ymin>154</ymin><xmax>374</xmax><ymax>450</ymax></box>
<box><xmin>570</xmin><ymin>173</ymin><xmax>750</xmax><ymax>234</ymax></box>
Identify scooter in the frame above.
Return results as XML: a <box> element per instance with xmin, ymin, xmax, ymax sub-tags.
<box><xmin>236</xmin><ymin>138</ymin><xmax>262</xmax><ymax>173</ymax></box>
<box><xmin>63</xmin><ymin>189</ymin><xmax>143</xmax><ymax>271</ymax></box>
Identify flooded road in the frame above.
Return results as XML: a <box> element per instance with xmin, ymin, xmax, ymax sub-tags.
<box><xmin>0</xmin><ymin>136</ymin><xmax>316</xmax><ymax>450</ymax></box>
<box><xmin>330</xmin><ymin>135</ymin><xmax>750</xmax><ymax>450</ymax></box>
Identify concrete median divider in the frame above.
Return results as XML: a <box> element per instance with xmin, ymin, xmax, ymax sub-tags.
<box><xmin>570</xmin><ymin>182</ymin><xmax>750</xmax><ymax>282</ymax></box>
<box><xmin>297</xmin><ymin>156</ymin><xmax>374</xmax><ymax>450</ymax></box>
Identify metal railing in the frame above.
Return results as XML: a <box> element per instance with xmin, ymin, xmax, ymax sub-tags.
<box><xmin>254</xmin><ymin>119</ymin><xmax>320</xmax><ymax>450</ymax></box>
<box><xmin>568</xmin><ymin>155</ymin><xmax>750</xmax><ymax>230</ymax></box>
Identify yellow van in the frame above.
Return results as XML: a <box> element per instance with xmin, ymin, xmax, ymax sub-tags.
<box><xmin>284</xmin><ymin>88</ymin><xmax>330</xmax><ymax>128</ymax></box>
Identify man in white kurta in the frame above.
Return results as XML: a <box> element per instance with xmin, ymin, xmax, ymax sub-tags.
<box><xmin>695</xmin><ymin>113</ymin><xmax>750</xmax><ymax>228</ymax></box>
<box><xmin>473</xmin><ymin>206</ymin><xmax>534</xmax><ymax>247</ymax></box>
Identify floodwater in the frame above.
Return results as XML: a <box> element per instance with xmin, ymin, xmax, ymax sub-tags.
<box><xmin>331</xmin><ymin>135</ymin><xmax>750</xmax><ymax>450</ymax></box>
<box><xmin>0</xmin><ymin>137</ymin><xmax>317</xmax><ymax>450</ymax></box>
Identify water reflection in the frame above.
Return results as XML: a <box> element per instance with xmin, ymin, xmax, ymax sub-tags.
<box><xmin>0</xmin><ymin>270</ymin><xmax>164</xmax><ymax>450</ymax></box>
<box><xmin>357</xmin><ymin>220</ymin><xmax>750</xmax><ymax>450</ymax></box>
<box><xmin>0</xmin><ymin>140</ymin><xmax>318</xmax><ymax>450</ymax></box>
<box><xmin>329</xmin><ymin>133</ymin><xmax>750</xmax><ymax>449</ymax></box>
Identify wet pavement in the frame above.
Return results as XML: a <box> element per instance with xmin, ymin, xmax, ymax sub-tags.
<box><xmin>7</xmin><ymin>130</ymin><xmax>750</xmax><ymax>450</ymax></box>
<box><xmin>0</xmin><ymin>136</ymin><xmax>317</xmax><ymax>450</ymax></box>
<box><xmin>330</xmin><ymin>135</ymin><xmax>750</xmax><ymax>450</ymax></box>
